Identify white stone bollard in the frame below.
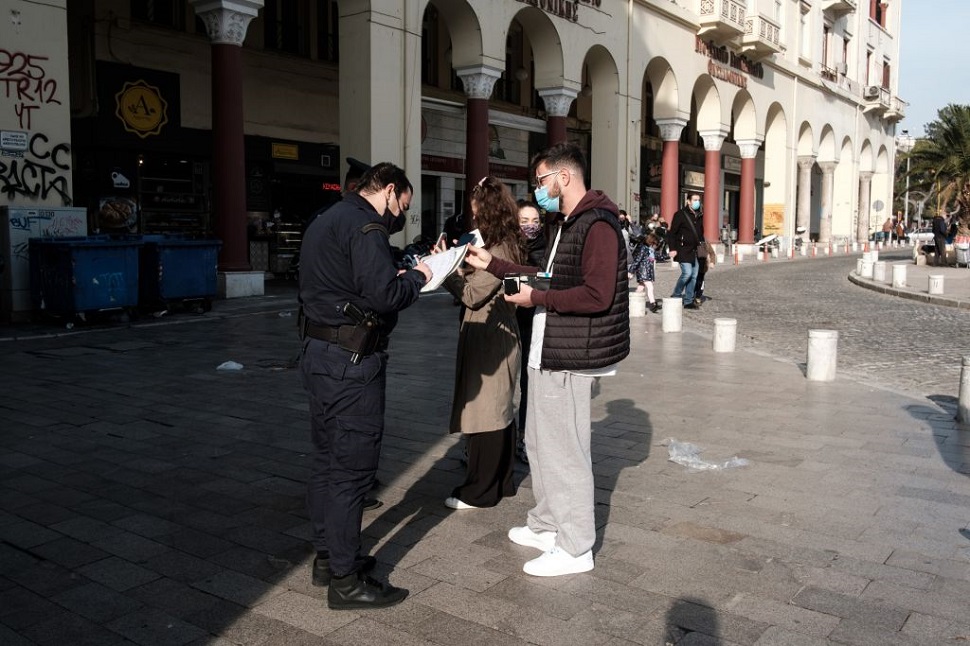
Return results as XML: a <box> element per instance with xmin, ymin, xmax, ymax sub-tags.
<box><xmin>862</xmin><ymin>251</ymin><xmax>872</xmax><ymax>263</ymax></box>
<box><xmin>871</xmin><ymin>249</ymin><xmax>879</xmax><ymax>262</ymax></box>
<box><xmin>713</xmin><ymin>318</ymin><xmax>737</xmax><ymax>353</ymax></box>
<box><xmin>852</xmin><ymin>242</ymin><xmax>859</xmax><ymax>252</ymax></box>
<box><xmin>855</xmin><ymin>259</ymin><xmax>864</xmax><ymax>275</ymax></box>
<box><xmin>958</xmin><ymin>356</ymin><xmax>970</xmax><ymax>423</ymax></box>
<box><xmin>928</xmin><ymin>274</ymin><xmax>945</xmax><ymax>295</ymax></box>
<box><xmin>715</xmin><ymin>253</ymin><xmax>725</xmax><ymax>265</ymax></box>
<box><xmin>861</xmin><ymin>258</ymin><xmax>874</xmax><ymax>278</ymax></box>
<box><xmin>873</xmin><ymin>261</ymin><xmax>887</xmax><ymax>282</ymax></box>
<box><xmin>771</xmin><ymin>248</ymin><xmax>779</xmax><ymax>259</ymax></box>
<box><xmin>737</xmin><ymin>250</ymin><xmax>745</xmax><ymax>263</ymax></box>
<box><xmin>662</xmin><ymin>297</ymin><xmax>682</xmax><ymax>333</ymax></box>
<box><xmin>629</xmin><ymin>291</ymin><xmax>647</xmax><ymax>317</ymax></box>
<box><xmin>892</xmin><ymin>263</ymin><xmax>907</xmax><ymax>288</ymax></box>
<box><xmin>799</xmin><ymin>245</ymin><xmax>807</xmax><ymax>256</ymax></box>
<box><xmin>807</xmin><ymin>329</ymin><xmax>838</xmax><ymax>382</ymax></box>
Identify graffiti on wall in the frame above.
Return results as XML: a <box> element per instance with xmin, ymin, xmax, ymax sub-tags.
<box><xmin>0</xmin><ymin>132</ymin><xmax>71</xmax><ymax>204</ymax></box>
<box><xmin>0</xmin><ymin>48</ymin><xmax>61</xmax><ymax>130</ymax></box>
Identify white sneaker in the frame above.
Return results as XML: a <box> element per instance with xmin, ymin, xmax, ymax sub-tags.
<box><xmin>507</xmin><ymin>526</ymin><xmax>556</xmax><ymax>551</ymax></box>
<box><xmin>444</xmin><ymin>497</ymin><xmax>479</xmax><ymax>510</ymax></box>
<box><xmin>523</xmin><ymin>547</ymin><xmax>594</xmax><ymax>577</ymax></box>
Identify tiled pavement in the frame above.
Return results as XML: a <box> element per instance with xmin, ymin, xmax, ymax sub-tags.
<box><xmin>1</xmin><ymin>255</ymin><xmax>970</xmax><ymax>645</ymax></box>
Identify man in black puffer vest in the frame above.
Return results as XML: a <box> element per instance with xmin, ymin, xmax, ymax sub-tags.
<box><xmin>466</xmin><ymin>143</ymin><xmax>629</xmax><ymax>577</ymax></box>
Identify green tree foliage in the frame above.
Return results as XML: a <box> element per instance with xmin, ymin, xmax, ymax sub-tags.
<box><xmin>904</xmin><ymin>104</ymin><xmax>970</xmax><ymax>217</ymax></box>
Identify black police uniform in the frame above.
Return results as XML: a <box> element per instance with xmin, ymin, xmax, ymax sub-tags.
<box><xmin>299</xmin><ymin>192</ymin><xmax>424</xmax><ymax>578</ymax></box>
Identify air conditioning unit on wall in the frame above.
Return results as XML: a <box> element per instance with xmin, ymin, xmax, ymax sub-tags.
<box><xmin>865</xmin><ymin>85</ymin><xmax>881</xmax><ymax>99</ymax></box>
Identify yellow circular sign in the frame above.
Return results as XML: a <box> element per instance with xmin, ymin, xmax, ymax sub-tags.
<box><xmin>115</xmin><ymin>81</ymin><xmax>168</xmax><ymax>139</ymax></box>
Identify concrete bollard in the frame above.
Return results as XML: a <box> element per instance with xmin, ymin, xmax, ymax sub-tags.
<box><xmin>629</xmin><ymin>291</ymin><xmax>647</xmax><ymax>317</ymax></box>
<box><xmin>852</xmin><ymin>242</ymin><xmax>859</xmax><ymax>252</ymax></box>
<box><xmin>892</xmin><ymin>263</ymin><xmax>907</xmax><ymax>288</ymax></box>
<box><xmin>873</xmin><ymin>261</ymin><xmax>887</xmax><ymax>282</ymax></box>
<box><xmin>855</xmin><ymin>259</ymin><xmax>864</xmax><ymax>275</ymax></box>
<box><xmin>715</xmin><ymin>253</ymin><xmax>725</xmax><ymax>265</ymax></box>
<box><xmin>958</xmin><ymin>356</ymin><xmax>970</xmax><ymax>423</ymax></box>
<box><xmin>771</xmin><ymin>248</ymin><xmax>779</xmax><ymax>259</ymax></box>
<box><xmin>862</xmin><ymin>251</ymin><xmax>872</xmax><ymax>263</ymax></box>
<box><xmin>799</xmin><ymin>245</ymin><xmax>807</xmax><ymax>256</ymax></box>
<box><xmin>871</xmin><ymin>249</ymin><xmax>879</xmax><ymax>262</ymax></box>
<box><xmin>807</xmin><ymin>329</ymin><xmax>838</xmax><ymax>382</ymax></box>
<box><xmin>861</xmin><ymin>258</ymin><xmax>874</xmax><ymax>278</ymax></box>
<box><xmin>737</xmin><ymin>250</ymin><xmax>745</xmax><ymax>263</ymax></box>
<box><xmin>928</xmin><ymin>274</ymin><xmax>945</xmax><ymax>295</ymax></box>
<box><xmin>662</xmin><ymin>297</ymin><xmax>682</xmax><ymax>333</ymax></box>
<box><xmin>713</xmin><ymin>318</ymin><xmax>737</xmax><ymax>353</ymax></box>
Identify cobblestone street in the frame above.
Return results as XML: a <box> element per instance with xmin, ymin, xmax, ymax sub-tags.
<box><xmin>654</xmin><ymin>251</ymin><xmax>970</xmax><ymax>398</ymax></box>
<box><xmin>1</xmin><ymin>256</ymin><xmax>969</xmax><ymax>645</ymax></box>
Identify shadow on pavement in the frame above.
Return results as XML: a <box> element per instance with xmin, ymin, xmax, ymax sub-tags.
<box><xmin>665</xmin><ymin>597</ymin><xmax>722</xmax><ymax>644</ymax></box>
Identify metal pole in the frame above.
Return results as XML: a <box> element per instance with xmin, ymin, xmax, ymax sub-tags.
<box><xmin>904</xmin><ymin>157</ymin><xmax>910</xmax><ymax>228</ymax></box>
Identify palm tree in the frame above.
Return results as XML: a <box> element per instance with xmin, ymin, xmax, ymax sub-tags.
<box><xmin>904</xmin><ymin>105</ymin><xmax>970</xmax><ymax>221</ymax></box>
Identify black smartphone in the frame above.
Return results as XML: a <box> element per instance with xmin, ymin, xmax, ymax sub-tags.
<box><xmin>503</xmin><ymin>275</ymin><xmax>520</xmax><ymax>295</ymax></box>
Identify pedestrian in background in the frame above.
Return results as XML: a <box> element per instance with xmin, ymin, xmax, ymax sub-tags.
<box><xmin>441</xmin><ymin>177</ymin><xmax>526</xmax><ymax>510</ymax></box>
<box><xmin>514</xmin><ymin>199</ymin><xmax>546</xmax><ymax>464</ymax></box>
<box><xmin>933</xmin><ymin>211</ymin><xmax>949</xmax><ymax>266</ymax></box>
<box><xmin>668</xmin><ymin>193</ymin><xmax>702</xmax><ymax>309</ymax></box>
<box><xmin>628</xmin><ymin>229</ymin><xmax>661</xmax><ymax>313</ymax></box>
<box><xmin>299</xmin><ymin>162</ymin><xmax>430</xmax><ymax>610</ymax></box>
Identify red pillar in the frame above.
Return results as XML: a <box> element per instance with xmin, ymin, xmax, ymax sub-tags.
<box><xmin>547</xmin><ymin>117</ymin><xmax>567</xmax><ymax>146</ymax></box>
<box><xmin>661</xmin><ymin>139</ymin><xmax>680</xmax><ymax>224</ymax></box>
<box><xmin>739</xmin><ymin>156</ymin><xmax>756</xmax><ymax>244</ymax></box>
<box><xmin>703</xmin><ymin>148</ymin><xmax>720</xmax><ymax>242</ymax></box>
<box><xmin>211</xmin><ymin>43</ymin><xmax>249</xmax><ymax>271</ymax></box>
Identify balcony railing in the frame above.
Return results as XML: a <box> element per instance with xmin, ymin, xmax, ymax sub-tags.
<box><xmin>820</xmin><ymin>65</ymin><xmax>838</xmax><ymax>83</ymax></box>
<box><xmin>821</xmin><ymin>0</ymin><xmax>857</xmax><ymax>16</ymax></box>
<box><xmin>698</xmin><ymin>0</ymin><xmax>746</xmax><ymax>41</ymax></box>
<box><xmin>863</xmin><ymin>85</ymin><xmax>891</xmax><ymax>115</ymax></box>
<box><xmin>885</xmin><ymin>95</ymin><xmax>907</xmax><ymax>122</ymax></box>
<box><xmin>739</xmin><ymin>13</ymin><xmax>782</xmax><ymax>59</ymax></box>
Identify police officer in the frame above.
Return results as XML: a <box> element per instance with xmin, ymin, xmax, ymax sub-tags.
<box><xmin>299</xmin><ymin>162</ymin><xmax>430</xmax><ymax>610</ymax></box>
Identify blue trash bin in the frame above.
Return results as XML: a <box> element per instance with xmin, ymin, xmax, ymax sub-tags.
<box><xmin>138</xmin><ymin>235</ymin><xmax>221</xmax><ymax>310</ymax></box>
<box><xmin>29</xmin><ymin>237</ymin><xmax>142</xmax><ymax>316</ymax></box>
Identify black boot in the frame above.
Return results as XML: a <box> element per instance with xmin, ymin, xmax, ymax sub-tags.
<box><xmin>312</xmin><ymin>554</ymin><xmax>377</xmax><ymax>587</ymax></box>
<box><xmin>327</xmin><ymin>571</ymin><xmax>408</xmax><ymax>610</ymax></box>
<box><xmin>649</xmin><ymin>301</ymin><xmax>661</xmax><ymax>313</ymax></box>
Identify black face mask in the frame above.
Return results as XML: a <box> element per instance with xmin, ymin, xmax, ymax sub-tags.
<box><xmin>385</xmin><ymin>208</ymin><xmax>405</xmax><ymax>235</ymax></box>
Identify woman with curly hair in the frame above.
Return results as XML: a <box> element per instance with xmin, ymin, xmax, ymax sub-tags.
<box><xmin>442</xmin><ymin>176</ymin><xmax>527</xmax><ymax>509</ymax></box>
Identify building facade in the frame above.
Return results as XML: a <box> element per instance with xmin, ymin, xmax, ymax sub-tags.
<box><xmin>0</xmin><ymin>0</ymin><xmax>904</xmax><ymax>267</ymax></box>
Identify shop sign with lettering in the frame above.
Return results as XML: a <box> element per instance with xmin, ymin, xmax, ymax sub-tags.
<box><xmin>513</xmin><ymin>0</ymin><xmax>601</xmax><ymax>24</ymax></box>
<box><xmin>695</xmin><ymin>37</ymin><xmax>765</xmax><ymax>89</ymax></box>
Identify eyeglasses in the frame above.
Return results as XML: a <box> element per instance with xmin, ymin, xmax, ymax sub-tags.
<box><xmin>535</xmin><ymin>168</ymin><xmax>563</xmax><ymax>187</ymax></box>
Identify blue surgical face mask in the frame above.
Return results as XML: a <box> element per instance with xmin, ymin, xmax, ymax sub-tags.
<box><xmin>534</xmin><ymin>185</ymin><xmax>560</xmax><ymax>213</ymax></box>
<box><xmin>691</xmin><ymin>200</ymin><xmax>701</xmax><ymax>211</ymax></box>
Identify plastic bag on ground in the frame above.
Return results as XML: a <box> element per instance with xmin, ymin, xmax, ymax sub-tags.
<box><xmin>661</xmin><ymin>437</ymin><xmax>750</xmax><ymax>473</ymax></box>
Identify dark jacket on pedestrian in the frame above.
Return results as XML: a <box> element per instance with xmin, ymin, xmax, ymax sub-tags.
<box><xmin>484</xmin><ymin>190</ymin><xmax>630</xmax><ymax>371</ymax></box>
<box><xmin>668</xmin><ymin>204</ymin><xmax>702</xmax><ymax>264</ymax></box>
<box><xmin>299</xmin><ymin>192</ymin><xmax>424</xmax><ymax>334</ymax></box>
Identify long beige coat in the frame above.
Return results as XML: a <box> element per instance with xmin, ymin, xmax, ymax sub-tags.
<box><xmin>442</xmin><ymin>240</ymin><xmax>521</xmax><ymax>435</ymax></box>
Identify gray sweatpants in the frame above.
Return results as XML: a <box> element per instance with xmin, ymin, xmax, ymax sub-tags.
<box><xmin>524</xmin><ymin>367</ymin><xmax>595</xmax><ymax>557</ymax></box>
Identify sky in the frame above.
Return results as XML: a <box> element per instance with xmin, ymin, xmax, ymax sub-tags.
<box><xmin>898</xmin><ymin>0</ymin><xmax>970</xmax><ymax>137</ymax></box>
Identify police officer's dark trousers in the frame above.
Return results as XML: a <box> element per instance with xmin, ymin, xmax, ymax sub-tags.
<box><xmin>301</xmin><ymin>338</ymin><xmax>386</xmax><ymax>578</ymax></box>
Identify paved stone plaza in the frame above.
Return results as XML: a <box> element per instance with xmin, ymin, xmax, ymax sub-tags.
<box><xmin>1</xmin><ymin>252</ymin><xmax>969</xmax><ymax>645</ymax></box>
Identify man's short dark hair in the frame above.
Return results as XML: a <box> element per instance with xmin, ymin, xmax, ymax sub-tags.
<box><xmin>531</xmin><ymin>143</ymin><xmax>587</xmax><ymax>179</ymax></box>
<box><xmin>354</xmin><ymin>162</ymin><xmax>413</xmax><ymax>198</ymax></box>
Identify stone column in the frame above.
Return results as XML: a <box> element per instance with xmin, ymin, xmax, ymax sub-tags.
<box><xmin>857</xmin><ymin>171</ymin><xmax>873</xmax><ymax>243</ymax></box>
<box><xmin>457</xmin><ymin>66</ymin><xmax>502</xmax><ymax>227</ymax></box>
<box><xmin>193</xmin><ymin>0</ymin><xmax>262</xmax><ymax>276</ymax></box>
<box><xmin>796</xmin><ymin>155</ymin><xmax>815</xmax><ymax>243</ymax></box>
<box><xmin>657</xmin><ymin>118</ymin><xmax>687</xmax><ymax>224</ymax></box>
<box><xmin>819</xmin><ymin>161</ymin><xmax>837</xmax><ymax>243</ymax></box>
<box><xmin>538</xmin><ymin>87</ymin><xmax>577</xmax><ymax>147</ymax></box>
<box><xmin>737</xmin><ymin>139</ymin><xmax>761</xmax><ymax>245</ymax></box>
<box><xmin>700</xmin><ymin>130</ymin><xmax>728</xmax><ymax>243</ymax></box>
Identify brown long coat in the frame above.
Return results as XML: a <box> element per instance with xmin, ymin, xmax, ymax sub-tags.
<box><xmin>442</xmin><ymin>240</ymin><xmax>520</xmax><ymax>435</ymax></box>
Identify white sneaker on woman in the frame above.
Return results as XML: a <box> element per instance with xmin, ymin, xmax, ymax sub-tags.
<box><xmin>444</xmin><ymin>497</ymin><xmax>479</xmax><ymax>510</ymax></box>
<box><xmin>523</xmin><ymin>547</ymin><xmax>594</xmax><ymax>577</ymax></box>
<box><xmin>507</xmin><ymin>526</ymin><xmax>556</xmax><ymax>551</ymax></box>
